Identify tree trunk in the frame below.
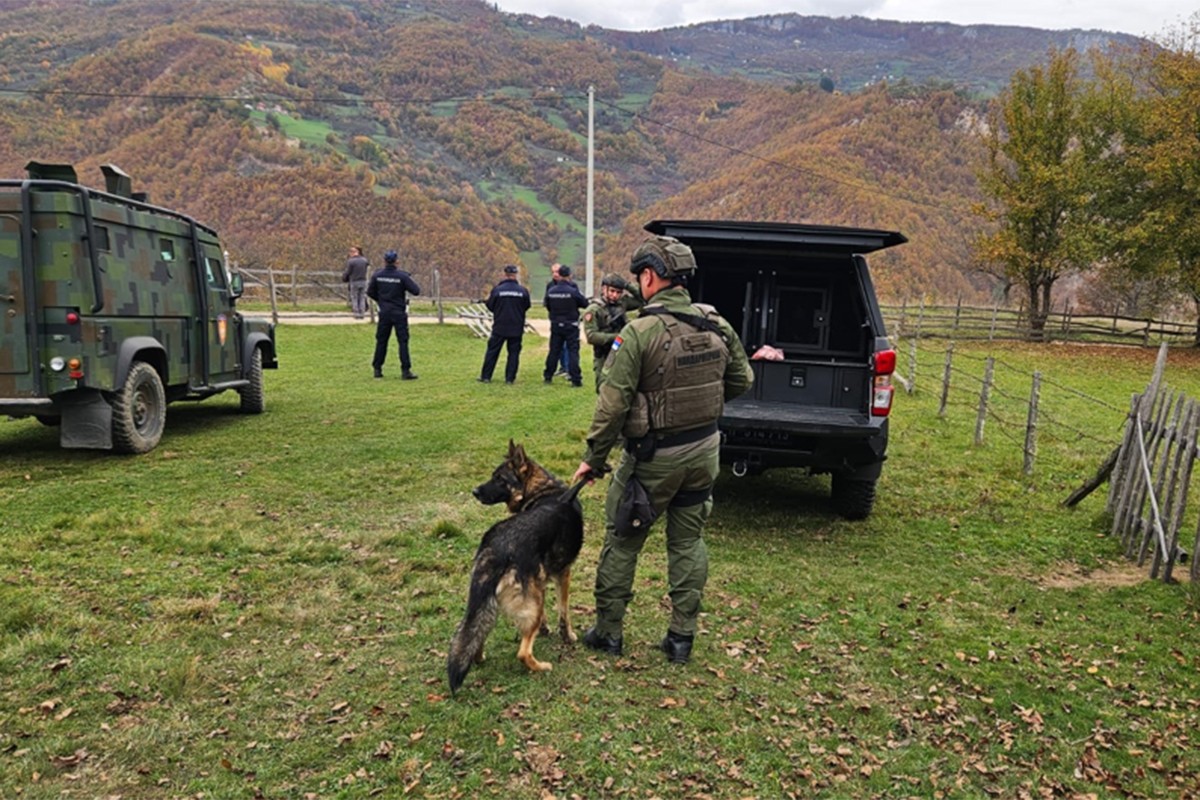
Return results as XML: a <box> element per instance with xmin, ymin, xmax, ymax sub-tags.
<box><xmin>1193</xmin><ymin>294</ymin><xmax>1200</xmax><ymax>348</ymax></box>
<box><xmin>1026</xmin><ymin>279</ymin><xmax>1048</xmax><ymax>340</ymax></box>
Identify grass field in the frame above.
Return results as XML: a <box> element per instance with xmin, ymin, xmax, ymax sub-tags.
<box><xmin>2</xmin><ymin>325</ymin><xmax>1199</xmax><ymax>799</ymax></box>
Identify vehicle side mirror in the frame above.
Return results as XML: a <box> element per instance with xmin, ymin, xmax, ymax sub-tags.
<box><xmin>229</xmin><ymin>272</ymin><xmax>244</xmax><ymax>299</ymax></box>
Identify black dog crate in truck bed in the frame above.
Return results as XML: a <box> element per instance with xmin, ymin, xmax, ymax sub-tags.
<box><xmin>644</xmin><ymin>220</ymin><xmax>906</xmax><ymax>519</ymax></box>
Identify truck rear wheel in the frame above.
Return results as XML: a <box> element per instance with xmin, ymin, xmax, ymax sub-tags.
<box><xmin>831</xmin><ymin>472</ymin><xmax>877</xmax><ymax>520</ymax></box>
<box><xmin>239</xmin><ymin>347</ymin><xmax>265</xmax><ymax>414</ymax></box>
<box><xmin>112</xmin><ymin>361</ymin><xmax>166</xmax><ymax>454</ymax></box>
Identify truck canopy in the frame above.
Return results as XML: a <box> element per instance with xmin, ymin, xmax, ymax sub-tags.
<box><xmin>644</xmin><ymin>220</ymin><xmax>907</xmax><ymax>257</ymax></box>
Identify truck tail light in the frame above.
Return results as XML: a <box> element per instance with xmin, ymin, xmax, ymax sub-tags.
<box><xmin>68</xmin><ymin>357</ymin><xmax>83</xmax><ymax>380</ymax></box>
<box><xmin>871</xmin><ymin>349</ymin><xmax>895</xmax><ymax>417</ymax></box>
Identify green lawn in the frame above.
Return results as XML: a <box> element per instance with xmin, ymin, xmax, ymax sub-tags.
<box><xmin>2</xmin><ymin>327</ymin><xmax>1198</xmax><ymax>799</ymax></box>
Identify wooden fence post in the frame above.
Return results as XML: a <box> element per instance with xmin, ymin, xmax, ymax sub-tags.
<box><xmin>906</xmin><ymin>337</ymin><xmax>917</xmax><ymax>395</ymax></box>
<box><xmin>1110</xmin><ymin>343</ymin><xmax>1169</xmax><ymax>513</ymax></box>
<box><xmin>1123</xmin><ymin>391</ymin><xmax>1171</xmax><ymax>559</ymax></box>
<box><xmin>267</xmin><ymin>265</ymin><xmax>279</xmax><ymax>326</ymax></box>
<box><xmin>915</xmin><ymin>296</ymin><xmax>926</xmax><ymax>339</ymax></box>
<box><xmin>989</xmin><ymin>301</ymin><xmax>999</xmax><ymax>343</ymax></box>
<box><xmin>1137</xmin><ymin>392</ymin><xmax>1182</xmax><ymax>566</ymax></box>
<box><xmin>435</xmin><ymin>268</ymin><xmax>444</xmax><ymax>324</ymax></box>
<box><xmin>975</xmin><ymin>357</ymin><xmax>994</xmax><ymax>446</ymax></box>
<box><xmin>898</xmin><ymin>296</ymin><xmax>908</xmax><ymax>338</ymax></box>
<box><xmin>290</xmin><ymin>264</ymin><xmax>300</xmax><ymax>309</ymax></box>
<box><xmin>938</xmin><ymin>344</ymin><xmax>954</xmax><ymax>417</ymax></box>
<box><xmin>953</xmin><ymin>294</ymin><xmax>962</xmax><ymax>336</ymax></box>
<box><xmin>1162</xmin><ymin>400</ymin><xmax>1200</xmax><ymax>582</ymax></box>
<box><xmin>1023</xmin><ymin>371</ymin><xmax>1040</xmax><ymax>475</ymax></box>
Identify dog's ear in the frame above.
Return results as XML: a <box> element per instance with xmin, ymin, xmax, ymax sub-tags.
<box><xmin>508</xmin><ymin>439</ymin><xmax>519</xmax><ymax>459</ymax></box>
<box><xmin>512</xmin><ymin>442</ymin><xmax>528</xmax><ymax>466</ymax></box>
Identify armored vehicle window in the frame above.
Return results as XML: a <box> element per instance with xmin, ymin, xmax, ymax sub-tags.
<box><xmin>161</xmin><ymin>239</ymin><xmax>175</xmax><ymax>261</ymax></box>
<box><xmin>93</xmin><ymin>225</ymin><xmax>111</xmax><ymax>251</ymax></box>
<box><xmin>205</xmin><ymin>256</ymin><xmax>226</xmax><ymax>289</ymax></box>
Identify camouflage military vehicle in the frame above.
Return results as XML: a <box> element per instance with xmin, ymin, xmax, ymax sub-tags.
<box><xmin>645</xmin><ymin>220</ymin><xmax>903</xmax><ymax>519</ymax></box>
<box><xmin>0</xmin><ymin>162</ymin><xmax>277</xmax><ymax>453</ymax></box>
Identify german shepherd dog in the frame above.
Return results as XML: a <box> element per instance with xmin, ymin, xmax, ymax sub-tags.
<box><xmin>447</xmin><ymin>441</ymin><xmax>587</xmax><ymax>694</ymax></box>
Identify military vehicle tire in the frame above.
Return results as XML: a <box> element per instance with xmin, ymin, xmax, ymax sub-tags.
<box><xmin>112</xmin><ymin>361</ymin><xmax>166</xmax><ymax>454</ymax></box>
<box><xmin>831</xmin><ymin>472</ymin><xmax>877</xmax><ymax>520</ymax></box>
<box><xmin>239</xmin><ymin>347</ymin><xmax>265</xmax><ymax>414</ymax></box>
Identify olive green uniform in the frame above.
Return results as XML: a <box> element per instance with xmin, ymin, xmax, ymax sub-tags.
<box><xmin>581</xmin><ymin>285</ymin><xmax>753</xmax><ymax>638</ymax></box>
<box><xmin>582</xmin><ymin>299</ymin><xmax>628</xmax><ymax>392</ymax></box>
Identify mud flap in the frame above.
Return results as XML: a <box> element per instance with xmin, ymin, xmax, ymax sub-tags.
<box><xmin>59</xmin><ymin>389</ymin><xmax>113</xmax><ymax>450</ymax></box>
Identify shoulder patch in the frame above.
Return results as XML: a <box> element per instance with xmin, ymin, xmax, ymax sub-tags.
<box><xmin>584</xmin><ymin>311</ymin><xmax>593</xmax><ymax>323</ymax></box>
<box><xmin>611</xmin><ymin>335</ymin><xmax>623</xmax><ymax>353</ymax></box>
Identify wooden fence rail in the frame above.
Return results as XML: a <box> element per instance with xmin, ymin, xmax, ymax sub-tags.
<box><xmin>233</xmin><ymin>265</ymin><xmax>476</xmax><ymax>326</ymax></box>
<box><xmin>883</xmin><ymin>298</ymin><xmax>1198</xmax><ymax>348</ymax></box>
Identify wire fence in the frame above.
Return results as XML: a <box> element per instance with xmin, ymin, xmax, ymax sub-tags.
<box><xmin>896</xmin><ymin>335</ymin><xmax>1125</xmax><ymax>476</ymax></box>
<box><xmin>898</xmin><ymin>330</ymin><xmax>1197</xmax><ymax>582</ymax></box>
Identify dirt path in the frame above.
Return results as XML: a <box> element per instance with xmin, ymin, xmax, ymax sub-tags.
<box><xmin>259</xmin><ymin>311</ymin><xmax>551</xmax><ymax>336</ymax></box>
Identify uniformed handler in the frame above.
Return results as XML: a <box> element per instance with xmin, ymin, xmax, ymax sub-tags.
<box><xmin>542</xmin><ymin>265</ymin><xmax>588</xmax><ymax>387</ymax></box>
<box><xmin>572</xmin><ymin>236</ymin><xmax>753</xmax><ymax>664</ymax></box>
<box><xmin>478</xmin><ymin>265</ymin><xmax>531</xmax><ymax>384</ymax></box>
<box><xmin>583</xmin><ymin>272</ymin><xmax>637</xmax><ymax>392</ymax></box>
<box><xmin>367</xmin><ymin>249</ymin><xmax>421</xmax><ymax>380</ymax></box>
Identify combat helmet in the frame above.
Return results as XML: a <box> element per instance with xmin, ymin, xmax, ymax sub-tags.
<box><xmin>630</xmin><ymin>236</ymin><xmax>697</xmax><ymax>278</ymax></box>
<box><xmin>600</xmin><ymin>272</ymin><xmax>627</xmax><ymax>289</ymax></box>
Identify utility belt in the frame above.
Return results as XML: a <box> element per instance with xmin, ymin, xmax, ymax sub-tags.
<box><xmin>624</xmin><ymin>421</ymin><xmax>718</xmax><ymax>462</ymax></box>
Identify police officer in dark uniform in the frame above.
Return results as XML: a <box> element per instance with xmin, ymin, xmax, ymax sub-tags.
<box><xmin>367</xmin><ymin>249</ymin><xmax>421</xmax><ymax>380</ymax></box>
<box><xmin>542</xmin><ymin>265</ymin><xmax>588</xmax><ymax>387</ymax></box>
<box><xmin>478</xmin><ymin>265</ymin><xmax>531</xmax><ymax>384</ymax></box>
<box><xmin>572</xmin><ymin>236</ymin><xmax>753</xmax><ymax>664</ymax></box>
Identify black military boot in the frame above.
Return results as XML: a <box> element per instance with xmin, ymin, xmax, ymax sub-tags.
<box><xmin>401</xmin><ymin>370</ymin><xmax>418</xmax><ymax>380</ymax></box>
<box><xmin>582</xmin><ymin>626</ymin><xmax>623</xmax><ymax>656</ymax></box>
<box><xmin>660</xmin><ymin>631</ymin><xmax>694</xmax><ymax>664</ymax></box>
<box><xmin>373</xmin><ymin>368</ymin><xmax>383</xmax><ymax>379</ymax></box>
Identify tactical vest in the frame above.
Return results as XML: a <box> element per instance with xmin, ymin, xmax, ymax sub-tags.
<box><xmin>592</xmin><ymin>302</ymin><xmax>627</xmax><ymax>360</ymax></box>
<box><xmin>629</xmin><ymin>303</ymin><xmax>729</xmax><ymax>436</ymax></box>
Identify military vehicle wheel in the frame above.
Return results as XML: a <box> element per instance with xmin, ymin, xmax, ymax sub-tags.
<box><xmin>239</xmin><ymin>347</ymin><xmax>265</xmax><ymax>414</ymax></box>
<box><xmin>831</xmin><ymin>472</ymin><xmax>877</xmax><ymax>520</ymax></box>
<box><xmin>112</xmin><ymin>361</ymin><xmax>166</xmax><ymax>454</ymax></box>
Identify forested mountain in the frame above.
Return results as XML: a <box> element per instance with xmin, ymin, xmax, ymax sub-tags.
<box><xmin>0</xmin><ymin>0</ymin><xmax>1142</xmax><ymax>299</ymax></box>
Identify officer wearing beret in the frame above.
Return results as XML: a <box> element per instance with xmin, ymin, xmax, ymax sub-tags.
<box><xmin>572</xmin><ymin>236</ymin><xmax>753</xmax><ymax>664</ymax></box>
<box><xmin>478</xmin><ymin>265</ymin><xmax>531</xmax><ymax>384</ymax></box>
<box><xmin>367</xmin><ymin>249</ymin><xmax>420</xmax><ymax>380</ymax></box>
<box><xmin>583</xmin><ymin>272</ymin><xmax>641</xmax><ymax>392</ymax></box>
<box><xmin>542</xmin><ymin>265</ymin><xmax>588</xmax><ymax>387</ymax></box>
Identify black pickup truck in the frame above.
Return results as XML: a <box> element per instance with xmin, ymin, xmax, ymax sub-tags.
<box><xmin>645</xmin><ymin>220</ymin><xmax>905</xmax><ymax>519</ymax></box>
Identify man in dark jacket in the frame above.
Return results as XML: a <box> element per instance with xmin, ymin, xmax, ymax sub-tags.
<box><xmin>478</xmin><ymin>265</ymin><xmax>531</xmax><ymax>384</ymax></box>
<box><xmin>367</xmin><ymin>249</ymin><xmax>421</xmax><ymax>380</ymax></box>
<box><xmin>542</xmin><ymin>265</ymin><xmax>588</xmax><ymax>387</ymax></box>
<box><xmin>342</xmin><ymin>245</ymin><xmax>370</xmax><ymax>319</ymax></box>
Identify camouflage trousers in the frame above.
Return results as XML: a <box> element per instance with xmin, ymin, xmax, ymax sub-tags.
<box><xmin>593</xmin><ymin>433</ymin><xmax>719</xmax><ymax>638</ymax></box>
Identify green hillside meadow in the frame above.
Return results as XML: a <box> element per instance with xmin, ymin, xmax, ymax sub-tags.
<box><xmin>2</xmin><ymin>321</ymin><xmax>1199</xmax><ymax>799</ymax></box>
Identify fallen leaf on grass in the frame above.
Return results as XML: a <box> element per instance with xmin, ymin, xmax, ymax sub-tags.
<box><xmin>50</xmin><ymin>749</ymin><xmax>88</xmax><ymax>768</ymax></box>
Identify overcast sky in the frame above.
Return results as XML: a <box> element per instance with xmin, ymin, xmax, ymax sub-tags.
<box><xmin>493</xmin><ymin>1</ymin><xmax>1195</xmax><ymax>39</ymax></box>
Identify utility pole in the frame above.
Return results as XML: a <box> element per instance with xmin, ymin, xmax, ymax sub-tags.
<box><xmin>586</xmin><ymin>84</ymin><xmax>595</xmax><ymax>297</ymax></box>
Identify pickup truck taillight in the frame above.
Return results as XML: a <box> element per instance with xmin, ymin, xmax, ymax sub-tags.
<box><xmin>871</xmin><ymin>349</ymin><xmax>895</xmax><ymax>417</ymax></box>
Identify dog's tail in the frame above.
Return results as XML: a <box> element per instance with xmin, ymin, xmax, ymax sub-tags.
<box><xmin>447</xmin><ymin>567</ymin><xmax>501</xmax><ymax>695</ymax></box>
